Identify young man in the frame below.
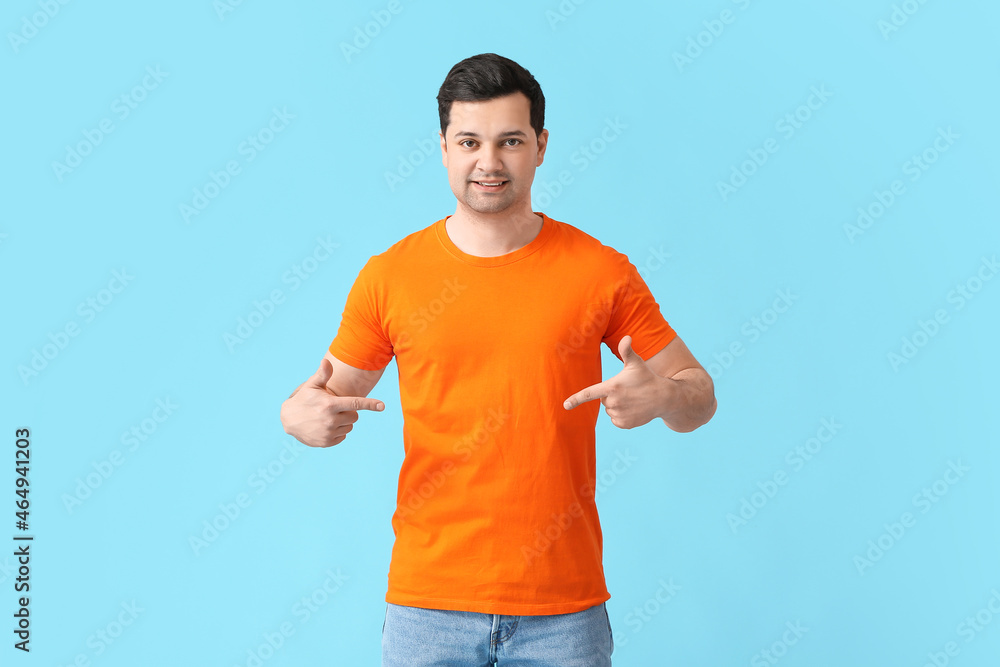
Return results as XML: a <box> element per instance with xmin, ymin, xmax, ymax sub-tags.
<box><xmin>280</xmin><ymin>53</ymin><xmax>716</xmax><ymax>666</ymax></box>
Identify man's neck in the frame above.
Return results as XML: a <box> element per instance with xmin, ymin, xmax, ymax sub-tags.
<box><xmin>446</xmin><ymin>207</ymin><xmax>544</xmax><ymax>258</ymax></box>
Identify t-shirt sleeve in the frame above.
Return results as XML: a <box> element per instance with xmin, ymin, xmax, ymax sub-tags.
<box><xmin>327</xmin><ymin>256</ymin><xmax>394</xmax><ymax>371</ymax></box>
<box><xmin>603</xmin><ymin>258</ymin><xmax>677</xmax><ymax>362</ymax></box>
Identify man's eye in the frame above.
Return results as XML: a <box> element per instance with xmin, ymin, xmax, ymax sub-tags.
<box><xmin>458</xmin><ymin>139</ymin><xmax>519</xmax><ymax>147</ymax></box>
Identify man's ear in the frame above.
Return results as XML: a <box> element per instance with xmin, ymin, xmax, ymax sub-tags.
<box><xmin>440</xmin><ymin>131</ymin><xmax>448</xmax><ymax>167</ymax></box>
<box><xmin>536</xmin><ymin>128</ymin><xmax>549</xmax><ymax>166</ymax></box>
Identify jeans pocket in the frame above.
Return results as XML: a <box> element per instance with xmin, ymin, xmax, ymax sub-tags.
<box><xmin>382</xmin><ymin>604</ymin><xmax>388</xmax><ymax>636</ymax></box>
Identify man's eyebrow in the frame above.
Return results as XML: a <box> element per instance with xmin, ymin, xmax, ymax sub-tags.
<box><xmin>453</xmin><ymin>130</ymin><xmax>529</xmax><ymax>139</ymax></box>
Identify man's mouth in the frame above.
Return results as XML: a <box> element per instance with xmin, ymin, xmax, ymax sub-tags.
<box><xmin>472</xmin><ymin>180</ymin><xmax>508</xmax><ymax>190</ymax></box>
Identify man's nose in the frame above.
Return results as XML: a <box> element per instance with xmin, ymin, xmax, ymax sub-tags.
<box><xmin>477</xmin><ymin>145</ymin><xmax>503</xmax><ymax>172</ymax></box>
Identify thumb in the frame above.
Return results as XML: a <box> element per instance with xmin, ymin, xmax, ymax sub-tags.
<box><xmin>308</xmin><ymin>359</ymin><xmax>386</xmax><ymax>412</ymax></box>
<box><xmin>308</xmin><ymin>357</ymin><xmax>334</xmax><ymax>389</ymax></box>
<box><xmin>619</xmin><ymin>335</ymin><xmax>642</xmax><ymax>367</ymax></box>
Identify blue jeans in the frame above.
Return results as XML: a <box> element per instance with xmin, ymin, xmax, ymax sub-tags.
<box><xmin>382</xmin><ymin>601</ymin><xmax>614</xmax><ymax>666</ymax></box>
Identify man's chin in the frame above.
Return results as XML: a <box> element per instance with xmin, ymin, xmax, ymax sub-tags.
<box><xmin>463</xmin><ymin>195</ymin><xmax>514</xmax><ymax>215</ymax></box>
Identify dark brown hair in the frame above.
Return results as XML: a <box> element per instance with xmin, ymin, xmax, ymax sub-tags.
<box><xmin>437</xmin><ymin>53</ymin><xmax>545</xmax><ymax>140</ymax></box>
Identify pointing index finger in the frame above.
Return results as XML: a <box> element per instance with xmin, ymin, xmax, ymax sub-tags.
<box><xmin>563</xmin><ymin>382</ymin><xmax>610</xmax><ymax>410</ymax></box>
<box><xmin>334</xmin><ymin>396</ymin><xmax>385</xmax><ymax>412</ymax></box>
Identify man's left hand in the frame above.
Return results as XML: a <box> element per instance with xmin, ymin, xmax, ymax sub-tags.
<box><xmin>562</xmin><ymin>335</ymin><xmax>675</xmax><ymax>429</ymax></box>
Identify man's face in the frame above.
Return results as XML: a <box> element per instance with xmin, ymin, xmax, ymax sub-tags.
<box><xmin>440</xmin><ymin>92</ymin><xmax>548</xmax><ymax>216</ymax></box>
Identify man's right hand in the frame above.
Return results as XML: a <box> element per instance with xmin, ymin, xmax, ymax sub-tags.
<box><xmin>280</xmin><ymin>358</ymin><xmax>385</xmax><ymax>448</ymax></box>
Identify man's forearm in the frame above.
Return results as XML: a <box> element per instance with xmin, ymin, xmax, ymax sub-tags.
<box><xmin>656</xmin><ymin>368</ymin><xmax>717</xmax><ymax>433</ymax></box>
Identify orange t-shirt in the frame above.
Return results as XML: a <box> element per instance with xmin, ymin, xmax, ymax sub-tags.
<box><xmin>328</xmin><ymin>212</ymin><xmax>677</xmax><ymax>615</ymax></box>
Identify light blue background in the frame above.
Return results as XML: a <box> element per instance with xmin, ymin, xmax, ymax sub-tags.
<box><xmin>4</xmin><ymin>0</ymin><xmax>999</xmax><ymax>665</ymax></box>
